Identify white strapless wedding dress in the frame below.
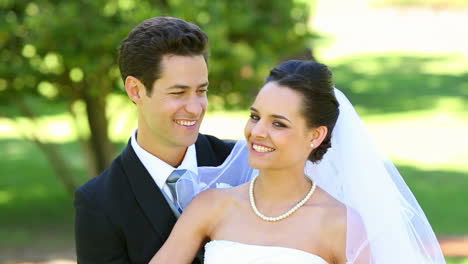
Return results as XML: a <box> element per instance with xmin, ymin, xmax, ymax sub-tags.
<box><xmin>204</xmin><ymin>240</ymin><xmax>329</xmax><ymax>264</ymax></box>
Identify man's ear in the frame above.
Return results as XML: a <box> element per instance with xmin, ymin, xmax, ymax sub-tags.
<box><xmin>125</xmin><ymin>76</ymin><xmax>144</xmax><ymax>103</ymax></box>
<box><xmin>309</xmin><ymin>126</ymin><xmax>328</xmax><ymax>149</ymax></box>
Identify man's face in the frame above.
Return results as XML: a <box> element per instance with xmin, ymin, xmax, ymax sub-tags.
<box><xmin>137</xmin><ymin>55</ymin><xmax>208</xmax><ymax>150</ymax></box>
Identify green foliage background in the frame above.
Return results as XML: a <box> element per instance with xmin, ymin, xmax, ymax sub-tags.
<box><xmin>0</xmin><ymin>0</ymin><xmax>314</xmax><ymax>111</ymax></box>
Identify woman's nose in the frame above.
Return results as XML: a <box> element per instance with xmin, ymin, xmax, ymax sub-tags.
<box><xmin>250</xmin><ymin>121</ymin><xmax>267</xmax><ymax>139</ymax></box>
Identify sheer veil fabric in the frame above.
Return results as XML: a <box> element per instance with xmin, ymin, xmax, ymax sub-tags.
<box><xmin>175</xmin><ymin>88</ymin><xmax>446</xmax><ymax>263</ymax></box>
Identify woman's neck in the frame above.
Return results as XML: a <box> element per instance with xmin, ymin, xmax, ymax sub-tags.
<box><xmin>254</xmin><ymin>164</ymin><xmax>312</xmax><ymax>206</ymax></box>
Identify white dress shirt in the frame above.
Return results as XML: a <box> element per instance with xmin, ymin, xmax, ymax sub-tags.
<box><xmin>130</xmin><ymin>130</ymin><xmax>198</xmax><ymax>202</ymax></box>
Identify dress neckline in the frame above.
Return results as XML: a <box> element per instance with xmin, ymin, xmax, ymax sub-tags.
<box><xmin>206</xmin><ymin>239</ymin><xmax>329</xmax><ymax>264</ymax></box>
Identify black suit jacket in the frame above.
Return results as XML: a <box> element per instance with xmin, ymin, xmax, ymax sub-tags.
<box><xmin>74</xmin><ymin>134</ymin><xmax>235</xmax><ymax>264</ymax></box>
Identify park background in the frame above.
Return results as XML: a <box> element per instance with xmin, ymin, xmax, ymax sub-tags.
<box><xmin>1</xmin><ymin>0</ymin><xmax>467</xmax><ymax>263</ymax></box>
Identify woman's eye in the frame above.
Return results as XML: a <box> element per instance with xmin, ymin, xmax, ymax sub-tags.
<box><xmin>197</xmin><ymin>89</ymin><xmax>208</xmax><ymax>94</ymax></box>
<box><xmin>273</xmin><ymin>121</ymin><xmax>286</xmax><ymax>128</ymax></box>
<box><xmin>250</xmin><ymin>114</ymin><xmax>260</xmax><ymax>121</ymax></box>
<box><xmin>170</xmin><ymin>91</ymin><xmax>184</xmax><ymax>95</ymax></box>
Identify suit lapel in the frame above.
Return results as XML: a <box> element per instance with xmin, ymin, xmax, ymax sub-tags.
<box><xmin>119</xmin><ymin>135</ymin><xmax>220</xmax><ymax>244</ymax></box>
<box><xmin>195</xmin><ymin>134</ymin><xmax>217</xmax><ymax>166</ymax></box>
<box><xmin>120</xmin><ymin>141</ymin><xmax>177</xmax><ymax>243</ymax></box>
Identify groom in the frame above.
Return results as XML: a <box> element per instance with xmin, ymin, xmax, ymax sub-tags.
<box><xmin>74</xmin><ymin>17</ymin><xmax>234</xmax><ymax>264</ymax></box>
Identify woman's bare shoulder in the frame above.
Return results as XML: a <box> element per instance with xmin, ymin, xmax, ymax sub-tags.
<box><xmin>317</xmin><ymin>191</ymin><xmax>365</xmax><ymax>234</ymax></box>
<box><xmin>309</xmin><ymin>187</ymin><xmax>348</xmax><ymax>263</ymax></box>
<box><xmin>312</xmin><ymin>187</ymin><xmax>347</xmax><ymax>231</ymax></box>
<box><xmin>187</xmin><ymin>182</ymin><xmax>250</xmax><ymax>216</ymax></box>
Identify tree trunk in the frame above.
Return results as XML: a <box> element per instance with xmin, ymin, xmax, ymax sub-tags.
<box><xmin>82</xmin><ymin>83</ymin><xmax>115</xmax><ymax>175</ymax></box>
<box><xmin>32</xmin><ymin>140</ymin><xmax>78</xmax><ymax>195</ymax></box>
<box><xmin>13</xmin><ymin>96</ymin><xmax>78</xmax><ymax>196</ymax></box>
<box><xmin>68</xmin><ymin>100</ymin><xmax>99</xmax><ymax>178</ymax></box>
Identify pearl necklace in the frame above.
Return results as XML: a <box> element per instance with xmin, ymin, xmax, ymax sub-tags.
<box><xmin>249</xmin><ymin>176</ymin><xmax>316</xmax><ymax>222</ymax></box>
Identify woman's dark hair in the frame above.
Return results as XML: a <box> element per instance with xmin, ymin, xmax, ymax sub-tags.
<box><xmin>118</xmin><ymin>16</ymin><xmax>209</xmax><ymax>95</ymax></box>
<box><xmin>266</xmin><ymin>60</ymin><xmax>339</xmax><ymax>163</ymax></box>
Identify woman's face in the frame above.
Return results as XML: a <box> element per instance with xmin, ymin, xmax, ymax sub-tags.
<box><xmin>244</xmin><ymin>82</ymin><xmax>315</xmax><ymax>170</ymax></box>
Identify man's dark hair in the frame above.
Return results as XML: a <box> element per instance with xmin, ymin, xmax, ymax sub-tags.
<box><xmin>118</xmin><ymin>16</ymin><xmax>209</xmax><ymax>94</ymax></box>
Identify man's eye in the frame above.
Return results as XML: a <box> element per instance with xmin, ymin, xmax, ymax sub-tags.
<box><xmin>197</xmin><ymin>89</ymin><xmax>208</xmax><ymax>94</ymax></box>
<box><xmin>170</xmin><ymin>91</ymin><xmax>184</xmax><ymax>95</ymax></box>
<box><xmin>250</xmin><ymin>114</ymin><xmax>260</xmax><ymax>121</ymax></box>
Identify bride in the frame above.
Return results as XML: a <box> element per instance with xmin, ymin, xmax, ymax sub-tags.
<box><xmin>150</xmin><ymin>60</ymin><xmax>446</xmax><ymax>264</ymax></box>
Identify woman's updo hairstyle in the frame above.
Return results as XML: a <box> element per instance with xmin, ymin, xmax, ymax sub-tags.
<box><xmin>266</xmin><ymin>60</ymin><xmax>340</xmax><ymax>163</ymax></box>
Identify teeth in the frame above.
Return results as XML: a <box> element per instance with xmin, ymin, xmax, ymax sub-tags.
<box><xmin>176</xmin><ymin>120</ymin><xmax>196</xmax><ymax>126</ymax></box>
<box><xmin>252</xmin><ymin>144</ymin><xmax>275</xmax><ymax>153</ymax></box>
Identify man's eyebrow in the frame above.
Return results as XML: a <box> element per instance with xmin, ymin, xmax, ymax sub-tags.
<box><xmin>250</xmin><ymin>107</ymin><xmax>291</xmax><ymax>123</ymax></box>
<box><xmin>167</xmin><ymin>82</ymin><xmax>209</xmax><ymax>89</ymax></box>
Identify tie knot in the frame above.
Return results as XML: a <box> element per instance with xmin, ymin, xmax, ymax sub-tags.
<box><xmin>167</xmin><ymin>169</ymin><xmax>187</xmax><ymax>184</ymax></box>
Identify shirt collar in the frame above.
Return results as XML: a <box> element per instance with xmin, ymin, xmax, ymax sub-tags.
<box><xmin>130</xmin><ymin>129</ymin><xmax>198</xmax><ymax>189</ymax></box>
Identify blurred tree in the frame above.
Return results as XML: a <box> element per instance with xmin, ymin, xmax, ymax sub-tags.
<box><xmin>175</xmin><ymin>0</ymin><xmax>316</xmax><ymax>109</ymax></box>
<box><xmin>0</xmin><ymin>0</ymin><xmax>315</xmax><ymax>193</ymax></box>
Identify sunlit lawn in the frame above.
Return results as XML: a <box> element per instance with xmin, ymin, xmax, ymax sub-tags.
<box><xmin>0</xmin><ymin>139</ymin><xmax>76</xmax><ymax>249</ymax></box>
<box><xmin>447</xmin><ymin>258</ymin><xmax>468</xmax><ymax>264</ymax></box>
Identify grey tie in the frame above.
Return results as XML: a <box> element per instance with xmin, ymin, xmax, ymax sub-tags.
<box><xmin>166</xmin><ymin>169</ymin><xmax>187</xmax><ymax>212</ymax></box>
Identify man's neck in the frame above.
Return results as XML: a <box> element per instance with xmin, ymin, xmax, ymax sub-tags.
<box><xmin>136</xmin><ymin>131</ymin><xmax>188</xmax><ymax>167</ymax></box>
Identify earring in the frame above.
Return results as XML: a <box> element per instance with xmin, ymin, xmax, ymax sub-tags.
<box><xmin>310</xmin><ymin>143</ymin><xmax>314</xmax><ymax>147</ymax></box>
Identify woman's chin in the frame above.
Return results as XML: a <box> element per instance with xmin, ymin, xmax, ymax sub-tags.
<box><xmin>248</xmin><ymin>158</ymin><xmax>275</xmax><ymax>170</ymax></box>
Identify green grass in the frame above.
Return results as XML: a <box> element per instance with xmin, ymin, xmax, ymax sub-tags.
<box><xmin>0</xmin><ymin>139</ymin><xmax>84</xmax><ymax>249</ymax></box>
<box><xmin>398</xmin><ymin>164</ymin><xmax>468</xmax><ymax>235</ymax></box>
<box><xmin>330</xmin><ymin>54</ymin><xmax>468</xmax><ymax>116</ymax></box>
<box><xmin>447</xmin><ymin>258</ymin><xmax>468</xmax><ymax>264</ymax></box>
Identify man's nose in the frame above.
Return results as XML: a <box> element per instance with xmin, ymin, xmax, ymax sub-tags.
<box><xmin>184</xmin><ymin>93</ymin><xmax>205</xmax><ymax>116</ymax></box>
